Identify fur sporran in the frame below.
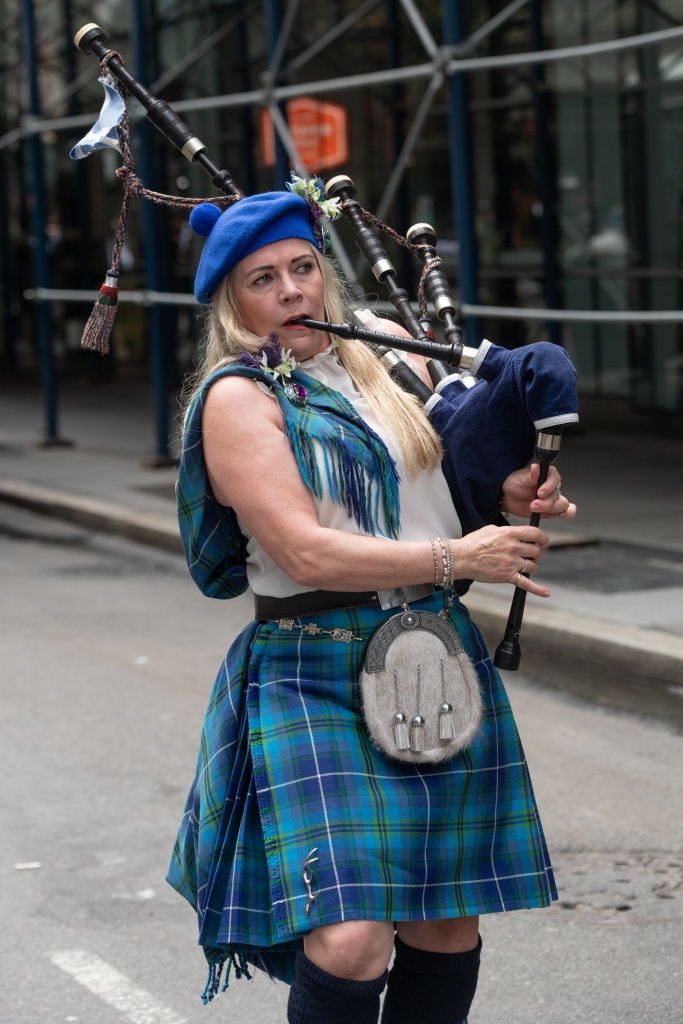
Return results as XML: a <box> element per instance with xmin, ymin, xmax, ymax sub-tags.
<box><xmin>360</xmin><ymin>608</ymin><xmax>483</xmax><ymax>764</ymax></box>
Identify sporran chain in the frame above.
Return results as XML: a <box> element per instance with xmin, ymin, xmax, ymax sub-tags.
<box><xmin>276</xmin><ymin>619</ymin><xmax>364</xmax><ymax>644</ymax></box>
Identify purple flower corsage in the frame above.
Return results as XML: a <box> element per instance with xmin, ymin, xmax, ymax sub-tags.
<box><xmin>239</xmin><ymin>334</ymin><xmax>308</xmax><ymax>406</ymax></box>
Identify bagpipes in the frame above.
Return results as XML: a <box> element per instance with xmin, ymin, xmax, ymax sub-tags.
<box><xmin>72</xmin><ymin>22</ymin><xmax>578</xmax><ymax>671</ymax></box>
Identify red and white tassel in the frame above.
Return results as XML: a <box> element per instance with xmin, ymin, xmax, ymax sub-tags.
<box><xmin>81</xmin><ymin>273</ymin><xmax>119</xmax><ymax>355</ymax></box>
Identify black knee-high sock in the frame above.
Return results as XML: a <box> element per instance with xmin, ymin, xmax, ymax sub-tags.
<box><xmin>287</xmin><ymin>951</ymin><xmax>388</xmax><ymax>1024</ymax></box>
<box><xmin>380</xmin><ymin>935</ymin><xmax>482</xmax><ymax>1024</ymax></box>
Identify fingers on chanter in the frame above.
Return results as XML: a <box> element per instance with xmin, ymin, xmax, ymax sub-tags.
<box><xmin>533</xmin><ymin>494</ymin><xmax>569</xmax><ymax>515</ymax></box>
<box><xmin>535</xmin><ymin>477</ymin><xmax>562</xmax><ymax>503</ymax></box>
<box><xmin>519</xmin><ymin>575</ymin><xmax>550</xmax><ymax>597</ymax></box>
<box><xmin>537</xmin><ymin>465</ymin><xmax>560</xmax><ymax>495</ymax></box>
<box><xmin>517</xmin><ymin>525</ymin><xmax>548</xmax><ymax>545</ymax></box>
<box><xmin>519</xmin><ymin>542</ymin><xmax>543</xmax><ymax>561</ymax></box>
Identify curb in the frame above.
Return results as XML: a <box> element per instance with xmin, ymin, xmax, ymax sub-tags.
<box><xmin>464</xmin><ymin>591</ymin><xmax>683</xmax><ymax>726</ymax></box>
<box><xmin>0</xmin><ymin>476</ymin><xmax>182</xmax><ymax>556</ymax></box>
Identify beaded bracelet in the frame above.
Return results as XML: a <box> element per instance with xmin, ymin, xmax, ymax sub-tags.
<box><xmin>438</xmin><ymin>538</ymin><xmax>452</xmax><ymax>588</ymax></box>
<box><xmin>443</xmin><ymin>537</ymin><xmax>455</xmax><ymax>585</ymax></box>
<box><xmin>429</xmin><ymin>538</ymin><xmax>440</xmax><ymax>586</ymax></box>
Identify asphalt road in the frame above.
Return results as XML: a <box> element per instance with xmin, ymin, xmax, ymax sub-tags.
<box><xmin>1</xmin><ymin>503</ymin><xmax>682</xmax><ymax>1024</ymax></box>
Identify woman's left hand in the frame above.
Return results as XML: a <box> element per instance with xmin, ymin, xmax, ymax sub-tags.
<box><xmin>501</xmin><ymin>464</ymin><xmax>577</xmax><ymax>519</ymax></box>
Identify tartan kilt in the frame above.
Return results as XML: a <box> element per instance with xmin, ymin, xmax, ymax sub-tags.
<box><xmin>167</xmin><ymin>590</ymin><xmax>557</xmax><ymax>985</ymax></box>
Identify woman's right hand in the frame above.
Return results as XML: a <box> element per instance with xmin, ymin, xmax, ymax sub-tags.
<box><xmin>455</xmin><ymin>524</ymin><xmax>551</xmax><ymax>598</ymax></box>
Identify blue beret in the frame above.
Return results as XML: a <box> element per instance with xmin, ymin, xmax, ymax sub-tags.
<box><xmin>191</xmin><ymin>191</ymin><xmax>317</xmax><ymax>304</ymax></box>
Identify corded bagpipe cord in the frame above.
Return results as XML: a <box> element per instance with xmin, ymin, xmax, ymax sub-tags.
<box><xmin>81</xmin><ymin>50</ymin><xmax>237</xmax><ymax>356</ymax></box>
<box><xmin>83</xmin><ymin>50</ymin><xmax>442</xmax><ymax>355</ymax></box>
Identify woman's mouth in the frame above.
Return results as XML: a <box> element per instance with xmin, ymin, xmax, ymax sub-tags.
<box><xmin>282</xmin><ymin>314</ymin><xmax>310</xmax><ymax>331</ymax></box>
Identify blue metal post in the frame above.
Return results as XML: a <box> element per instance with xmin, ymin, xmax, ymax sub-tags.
<box><xmin>20</xmin><ymin>0</ymin><xmax>62</xmax><ymax>442</ymax></box>
<box><xmin>442</xmin><ymin>0</ymin><xmax>479</xmax><ymax>346</ymax></box>
<box><xmin>238</xmin><ymin>0</ymin><xmax>256</xmax><ymax>195</ymax></box>
<box><xmin>263</xmin><ymin>0</ymin><xmax>290</xmax><ymax>188</ymax></box>
<box><xmin>129</xmin><ymin>0</ymin><xmax>171</xmax><ymax>463</ymax></box>
<box><xmin>0</xmin><ymin>113</ymin><xmax>16</xmax><ymax>373</ymax></box>
<box><xmin>387</xmin><ymin>0</ymin><xmax>411</xmax><ymax>289</ymax></box>
<box><xmin>530</xmin><ymin>0</ymin><xmax>561</xmax><ymax>345</ymax></box>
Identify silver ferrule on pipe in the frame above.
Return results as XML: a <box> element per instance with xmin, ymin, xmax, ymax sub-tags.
<box><xmin>458</xmin><ymin>345</ymin><xmax>479</xmax><ymax>370</ymax></box>
<box><xmin>378</xmin><ymin>349</ymin><xmax>403</xmax><ymax>369</ymax></box>
<box><xmin>181</xmin><ymin>137</ymin><xmax>207</xmax><ymax>162</ymax></box>
<box><xmin>433</xmin><ymin>293</ymin><xmax>456</xmax><ymax>317</ymax></box>
<box><xmin>537</xmin><ymin>431</ymin><xmax>562</xmax><ymax>452</ymax></box>
<box><xmin>372</xmin><ymin>257</ymin><xmax>395</xmax><ymax>280</ymax></box>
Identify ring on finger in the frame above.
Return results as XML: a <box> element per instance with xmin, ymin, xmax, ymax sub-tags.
<box><xmin>514</xmin><ymin>571</ymin><xmax>522</xmax><ymax>585</ymax></box>
<box><xmin>521</xmin><ymin>558</ymin><xmax>529</xmax><ymax>574</ymax></box>
<box><xmin>555</xmin><ymin>486</ymin><xmax>562</xmax><ymax>497</ymax></box>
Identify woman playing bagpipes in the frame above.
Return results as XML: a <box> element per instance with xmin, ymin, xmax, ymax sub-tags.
<box><xmin>166</xmin><ymin>183</ymin><xmax>577</xmax><ymax>1024</ymax></box>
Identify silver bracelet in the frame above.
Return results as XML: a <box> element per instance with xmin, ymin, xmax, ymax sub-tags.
<box><xmin>443</xmin><ymin>538</ymin><xmax>455</xmax><ymax>585</ymax></box>
<box><xmin>438</xmin><ymin>538</ymin><xmax>452</xmax><ymax>588</ymax></box>
<box><xmin>429</xmin><ymin>538</ymin><xmax>440</xmax><ymax>586</ymax></box>
<box><xmin>438</xmin><ymin>538</ymin><xmax>447</xmax><ymax>587</ymax></box>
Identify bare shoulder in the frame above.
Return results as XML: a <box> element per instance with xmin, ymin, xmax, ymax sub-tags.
<box><xmin>403</xmin><ymin>351</ymin><xmax>433</xmax><ymax>389</ymax></box>
<box><xmin>203</xmin><ymin>373</ymin><xmax>282</xmax><ymax>433</ymax></box>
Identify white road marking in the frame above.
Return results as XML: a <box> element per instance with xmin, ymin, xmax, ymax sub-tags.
<box><xmin>14</xmin><ymin>861</ymin><xmax>42</xmax><ymax>870</ymax></box>
<box><xmin>50</xmin><ymin>951</ymin><xmax>188</xmax><ymax>1024</ymax></box>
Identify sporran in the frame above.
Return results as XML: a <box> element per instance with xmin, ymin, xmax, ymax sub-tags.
<box><xmin>360</xmin><ymin>607</ymin><xmax>482</xmax><ymax>763</ymax></box>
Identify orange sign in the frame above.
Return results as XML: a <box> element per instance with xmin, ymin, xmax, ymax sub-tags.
<box><xmin>260</xmin><ymin>97</ymin><xmax>349</xmax><ymax>172</ymax></box>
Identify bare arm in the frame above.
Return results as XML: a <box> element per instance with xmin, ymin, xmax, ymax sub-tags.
<box><xmin>203</xmin><ymin>376</ymin><xmax>552</xmax><ymax>596</ymax></box>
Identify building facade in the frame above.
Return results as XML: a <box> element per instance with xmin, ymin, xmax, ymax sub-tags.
<box><xmin>1</xmin><ymin>0</ymin><xmax>683</xmax><ymax>431</ymax></box>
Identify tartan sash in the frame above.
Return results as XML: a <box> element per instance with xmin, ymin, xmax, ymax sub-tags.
<box><xmin>177</xmin><ymin>363</ymin><xmax>401</xmax><ymax>600</ymax></box>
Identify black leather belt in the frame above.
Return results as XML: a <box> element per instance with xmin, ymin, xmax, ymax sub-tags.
<box><xmin>254</xmin><ymin>589</ymin><xmax>380</xmax><ymax>621</ymax></box>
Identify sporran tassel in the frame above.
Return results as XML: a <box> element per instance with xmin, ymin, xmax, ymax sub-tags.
<box><xmin>439</xmin><ymin>702</ymin><xmax>455</xmax><ymax>740</ymax></box>
<box><xmin>410</xmin><ymin>664</ymin><xmax>424</xmax><ymax>752</ymax></box>
<box><xmin>410</xmin><ymin>715</ymin><xmax>425</xmax><ymax>752</ymax></box>
<box><xmin>81</xmin><ymin>272</ymin><xmax>119</xmax><ymax>355</ymax></box>
<box><xmin>393</xmin><ymin>712</ymin><xmax>410</xmax><ymax>750</ymax></box>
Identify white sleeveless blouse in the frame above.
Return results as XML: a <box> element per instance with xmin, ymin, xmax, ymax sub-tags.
<box><xmin>236</xmin><ymin>343</ymin><xmax>462</xmax><ymax>597</ymax></box>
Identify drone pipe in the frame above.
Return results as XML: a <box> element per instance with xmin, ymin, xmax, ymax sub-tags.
<box><xmin>371</xmin><ymin>345</ymin><xmax>435</xmax><ymax>405</ymax></box>
<box><xmin>406</xmin><ymin>221</ymin><xmax>464</xmax><ymax>386</ymax></box>
<box><xmin>325</xmin><ymin>174</ymin><xmax>435</xmax><ymax>346</ymax></box>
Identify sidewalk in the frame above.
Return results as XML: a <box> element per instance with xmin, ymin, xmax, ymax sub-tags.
<box><xmin>2</xmin><ymin>381</ymin><xmax>683</xmax><ymax>721</ymax></box>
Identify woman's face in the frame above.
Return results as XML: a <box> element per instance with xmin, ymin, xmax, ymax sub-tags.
<box><xmin>231</xmin><ymin>238</ymin><xmax>329</xmax><ymax>361</ymax></box>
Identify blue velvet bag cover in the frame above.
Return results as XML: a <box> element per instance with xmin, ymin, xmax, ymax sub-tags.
<box><xmin>429</xmin><ymin>340</ymin><xmax>578</xmax><ymax>536</ymax></box>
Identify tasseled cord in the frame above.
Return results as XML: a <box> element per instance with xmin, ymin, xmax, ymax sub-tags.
<box><xmin>81</xmin><ymin>270</ymin><xmax>122</xmax><ymax>355</ymax></box>
<box><xmin>81</xmin><ymin>51</ymin><xmax>235</xmax><ymax>356</ymax></box>
<box><xmin>201</xmin><ymin>952</ymin><xmax>253</xmax><ymax>1004</ymax></box>
<box><xmin>80</xmin><ymin>84</ymin><xmax>132</xmax><ymax>356</ymax></box>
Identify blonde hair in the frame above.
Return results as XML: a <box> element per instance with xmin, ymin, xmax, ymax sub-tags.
<box><xmin>184</xmin><ymin>246</ymin><xmax>442</xmax><ymax>477</ymax></box>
